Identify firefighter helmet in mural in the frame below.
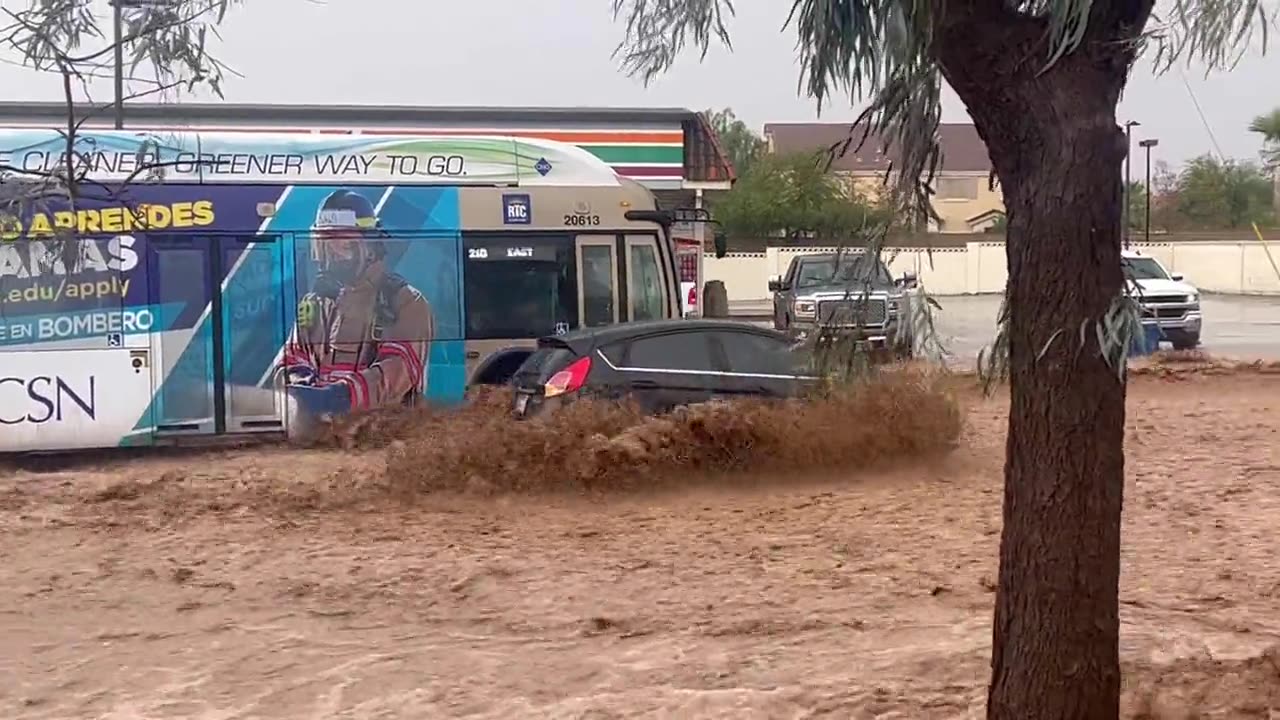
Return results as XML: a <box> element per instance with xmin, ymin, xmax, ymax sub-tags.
<box><xmin>309</xmin><ymin>189</ymin><xmax>389</xmax><ymax>287</ymax></box>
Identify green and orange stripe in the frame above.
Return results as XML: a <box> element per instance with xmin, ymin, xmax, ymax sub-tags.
<box><xmin>356</xmin><ymin>128</ymin><xmax>686</xmax><ymax>181</ymax></box>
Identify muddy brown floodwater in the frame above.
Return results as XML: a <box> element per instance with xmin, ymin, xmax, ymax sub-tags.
<box><xmin>3</xmin><ymin>372</ymin><xmax>1280</xmax><ymax>719</ymax></box>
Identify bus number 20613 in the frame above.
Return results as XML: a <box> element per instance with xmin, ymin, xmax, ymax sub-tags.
<box><xmin>563</xmin><ymin>213</ymin><xmax>600</xmax><ymax>227</ymax></box>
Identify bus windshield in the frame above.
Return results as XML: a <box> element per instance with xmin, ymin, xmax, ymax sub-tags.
<box><xmin>463</xmin><ymin>234</ymin><xmax>578</xmax><ymax>339</ymax></box>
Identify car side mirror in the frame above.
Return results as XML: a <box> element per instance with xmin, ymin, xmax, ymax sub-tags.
<box><xmin>768</xmin><ymin>277</ymin><xmax>783</xmax><ymax>292</ymax></box>
<box><xmin>1170</xmin><ymin>272</ymin><xmax>1184</xmax><ymax>281</ymax></box>
<box><xmin>899</xmin><ymin>272</ymin><xmax>918</xmax><ymax>289</ymax></box>
<box><xmin>713</xmin><ymin>231</ymin><xmax>728</xmax><ymax>259</ymax></box>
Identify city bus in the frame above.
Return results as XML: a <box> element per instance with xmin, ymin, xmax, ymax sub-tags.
<box><xmin>0</xmin><ymin>129</ymin><xmax>708</xmax><ymax>452</ymax></box>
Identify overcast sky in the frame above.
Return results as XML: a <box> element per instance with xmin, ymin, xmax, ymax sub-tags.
<box><xmin>0</xmin><ymin>0</ymin><xmax>1275</xmax><ymax>169</ymax></box>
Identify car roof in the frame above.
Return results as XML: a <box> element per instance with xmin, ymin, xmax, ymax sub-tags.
<box><xmin>541</xmin><ymin>319</ymin><xmax>789</xmax><ymax>354</ymax></box>
<box><xmin>796</xmin><ymin>251</ymin><xmax>881</xmax><ymax>263</ymax></box>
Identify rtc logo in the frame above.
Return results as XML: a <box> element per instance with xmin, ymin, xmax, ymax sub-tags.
<box><xmin>503</xmin><ymin>194</ymin><xmax>531</xmax><ymax>225</ymax></box>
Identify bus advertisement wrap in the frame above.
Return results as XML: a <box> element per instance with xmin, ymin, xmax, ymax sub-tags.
<box><xmin>0</xmin><ymin>183</ymin><xmax>464</xmax><ymax>451</ymax></box>
<box><xmin>0</xmin><ymin>129</ymin><xmax>622</xmax><ymax>187</ymax></box>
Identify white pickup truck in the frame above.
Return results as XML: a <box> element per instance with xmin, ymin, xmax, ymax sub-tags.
<box><xmin>1122</xmin><ymin>248</ymin><xmax>1202</xmax><ymax>350</ymax></box>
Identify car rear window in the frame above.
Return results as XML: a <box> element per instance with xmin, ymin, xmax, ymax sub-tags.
<box><xmin>616</xmin><ymin>331</ymin><xmax>719</xmax><ymax>372</ymax></box>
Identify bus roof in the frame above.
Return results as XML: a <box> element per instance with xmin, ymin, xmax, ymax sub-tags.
<box><xmin>0</xmin><ymin>128</ymin><xmax>623</xmax><ymax>188</ymax></box>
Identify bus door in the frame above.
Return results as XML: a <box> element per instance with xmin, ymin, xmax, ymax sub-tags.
<box><xmin>622</xmin><ymin>234</ymin><xmax>670</xmax><ymax>322</ymax></box>
<box><xmin>146</xmin><ymin>235</ymin><xmax>286</xmax><ymax>437</ymax></box>
<box><xmin>576</xmin><ymin>233</ymin><xmax>672</xmax><ymax>326</ymax></box>
<box><xmin>219</xmin><ymin>235</ymin><xmax>287</xmax><ymax>433</ymax></box>
<box><xmin>575</xmin><ymin>235</ymin><xmax>619</xmax><ymax>328</ymax></box>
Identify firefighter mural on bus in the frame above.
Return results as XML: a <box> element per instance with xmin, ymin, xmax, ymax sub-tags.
<box><xmin>280</xmin><ymin>190</ymin><xmax>435</xmax><ymax>427</ymax></box>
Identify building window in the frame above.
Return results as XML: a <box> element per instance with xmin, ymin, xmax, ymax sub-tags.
<box><xmin>936</xmin><ymin>177</ymin><xmax>979</xmax><ymax>200</ymax></box>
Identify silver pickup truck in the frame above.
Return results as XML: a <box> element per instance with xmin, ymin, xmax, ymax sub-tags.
<box><xmin>768</xmin><ymin>252</ymin><xmax>919</xmax><ymax>357</ymax></box>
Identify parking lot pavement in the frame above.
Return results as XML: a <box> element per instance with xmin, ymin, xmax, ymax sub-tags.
<box><xmin>730</xmin><ymin>294</ymin><xmax>1280</xmax><ymax>363</ymax></box>
<box><xmin>1199</xmin><ymin>294</ymin><xmax>1280</xmax><ymax>359</ymax></box>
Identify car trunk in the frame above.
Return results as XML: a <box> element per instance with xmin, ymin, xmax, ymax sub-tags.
<box><xmin>511</xmin><ymin>338</ymin><xmax>582</xmax><ymax>417</ymax></box>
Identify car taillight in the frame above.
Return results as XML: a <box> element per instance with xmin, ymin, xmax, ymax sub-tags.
<box><xmin>544</xmin><ymin>356</ymin><xmax>591</xmax><ymax>398</ymax></box>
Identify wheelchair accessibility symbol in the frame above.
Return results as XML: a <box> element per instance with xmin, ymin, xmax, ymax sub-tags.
<box><xmin>107</xmin><ymin>332</ymin><xmax>123</xmax><ymax>348</ymax></box>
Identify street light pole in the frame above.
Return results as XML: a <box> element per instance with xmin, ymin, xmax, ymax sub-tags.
<box><xmin>113</xmin><ymin>0</ymin><xmax>124</xmax><ymax>129</ymax></box>
<box><xmin>1123</xmin><ymin>120</ymin><xmax>1140</xmax><ymax>248</ymax></box>
<box><xmin>1139</xmin><ymin>138</ymin><xmax>1159</xmax><ymax>244</ymax></box>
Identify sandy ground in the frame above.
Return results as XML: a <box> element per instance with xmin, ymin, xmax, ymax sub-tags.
<box><xmin>3</xmin><ymin>372</ymin><xmax>1280</xmax><ymax>719</ymax></box>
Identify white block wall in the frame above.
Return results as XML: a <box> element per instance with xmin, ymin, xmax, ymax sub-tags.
<box><xmin>705</xmin><ymin>240</ymin><xmax>1280</xmax><ymax>301</ymax></box>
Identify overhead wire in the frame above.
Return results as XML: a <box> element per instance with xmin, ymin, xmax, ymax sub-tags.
<box><xmin>1176</xmin><ymin>66</ymin><xmax>1280</xmax><ymax>282</ymax></box>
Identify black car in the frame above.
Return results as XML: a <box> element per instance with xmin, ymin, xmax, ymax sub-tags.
<box><xmin>510</xmin><ymin>320</ymin><xmax>820</xmax><ymax>418</ymax></box>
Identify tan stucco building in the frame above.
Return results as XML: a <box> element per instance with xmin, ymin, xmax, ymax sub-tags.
<box><xmin>763</xmin><ymin>122</ymin><xmax>1004</xmax><ymax>233</ymax></box>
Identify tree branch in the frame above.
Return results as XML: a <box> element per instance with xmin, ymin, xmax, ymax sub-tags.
<box><xmin>62</xmin><ymin>3</ymin><xmax>226</xmax><ymax>66</ymax></box>
<box><xmin>1149</xmin><ymin>0</ymin><xmax>1270</xmax><ymax>74</ymax></box>
<box><xmin>610</xmin><ymin>0</ymin><xmax>735</xmax><ymax>85</ymax></box>
<box><xmin>0</xmin><ymin>0</ymin><xmax>240</xmax><ymax>267</ymax></box>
